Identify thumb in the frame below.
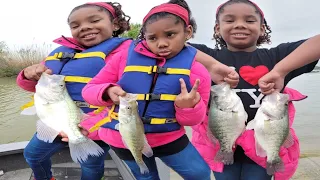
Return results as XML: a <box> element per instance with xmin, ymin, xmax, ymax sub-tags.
<box><xmin>116</xmin><ymin>88</ymin><xmax>127</xmax><ymax>97</ymax></box>
<box><xmin>45</xmin><ymin>69</ymin><xmax>53</xmax><ymax>75</ymax></box>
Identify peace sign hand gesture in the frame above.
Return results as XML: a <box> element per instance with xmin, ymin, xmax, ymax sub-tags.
<box><xmin>175</xmin><ymin>78</ymin><xmax>201</xmax><ymax>108</ymax></box>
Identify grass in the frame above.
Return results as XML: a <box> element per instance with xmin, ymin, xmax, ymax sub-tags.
<box><xmin>0</xmin><ymin>43</ymin><xmax>51</xmax><ymax>77</ymax></box>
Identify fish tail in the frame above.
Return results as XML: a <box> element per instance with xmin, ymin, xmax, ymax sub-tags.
<box><xmin>266</xmin><ymin>156</ymin><xmax>284</xmax><ymax>175</ymax></box>
<box><xmin>137</xmin><ymin>161</ymin><xmax>149</xmax><ymax>174</ymax></box>
<box><xmin>214</xmin><ymin>150</ymin><xmax>234</xmax><ymax>165</ymax></box>
<box><xmin>69</xmin><ymin>138</ymin><xmax>104</xmax><ymax>163</ymax></box>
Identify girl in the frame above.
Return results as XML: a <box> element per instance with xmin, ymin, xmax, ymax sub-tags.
<box><xmin>80</xmin><ymin>0</ymin><xmax>214</xmax><ymax>179</ymax></box>
<box><xmin>16</xmin><ymin>2</ymin><xmax>131</xmax><ymax>180</ymax></box>
<box><xmin>190</xmin><ymin>0</ymin><xmax>320</xmax><ymax>180</ymax></box>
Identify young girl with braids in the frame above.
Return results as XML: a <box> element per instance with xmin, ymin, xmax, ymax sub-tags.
<box><xmin>78</xmin><ymin>0</ymin><xmax>236</xmax><ymax>179</ymax></box>
<box><xmin>16</xmin><ymin>2</ymin><xmax>131</xmax><ymax>180</ymax></box>
<box><xmin>189</xmin><ymin>0</ymin><xmax>320</xmax><ymax>179</ymax></box>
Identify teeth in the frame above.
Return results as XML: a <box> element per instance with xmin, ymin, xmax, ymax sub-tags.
<box><xmin>84</xmin><ymin>34</ymin><xmax>96</xmax><ymax>38</ymax></box>
<box><xmin>234</xmin><ymin>34</ymin><xmax>248</xmax><ymax>37</ymax></box>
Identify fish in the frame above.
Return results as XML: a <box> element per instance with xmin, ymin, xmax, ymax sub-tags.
<box><xmin>22</xmin><ymin>73</ymin><xmax>104</xmax><ymax>163</ymax></box>
<box><xmin>246</xmin><ymin>92</ymin><xmax>294</xmax><ymax>175</ymax></box>
<box><xmin>117</xmin><ymin>93</ymin><xmax>153</xmax><ymax>174</ymax></box>
<box><xmin>208</xmin><ymin>82</ymin><xmax>248</xmax><ymax>165</ymax></box>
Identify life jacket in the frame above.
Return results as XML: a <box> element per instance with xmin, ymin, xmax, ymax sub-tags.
<box><xmin>45</xmin><ymin>37</ymin><xmax>129</xmax><ymax>113</ymax></box>
<box><xmin>94</xmin><ymin>42</ymin><xmax>196</xmax><ymax>133</ymax></box>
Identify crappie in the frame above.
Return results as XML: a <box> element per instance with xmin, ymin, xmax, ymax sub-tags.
<box><xmin>208</xmin><ymin>83</ymin><xmax>248</xmax><ymax>165</ymax></box>
<box><xmin>30</xmin><ymin>73</ymin><xmax>104</xmax><ymax>163</ymax></box>
<box><xmin>118</xmin><ymin>93</ymin><xmax>153</xmax><ymax>174</ymax></box>
<box><xmin>247</xmin><ymin>92</ymin><xmax>294</xmax><ymax>175</ymax></box>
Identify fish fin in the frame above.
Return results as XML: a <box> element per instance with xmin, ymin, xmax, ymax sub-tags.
<box><xmin>283</xmin><ymin>131</ymin><xmax>294</xmax><ymax>148</ymax></box>
<box><xmin>206</xmin><ymin>129</ymin><xmax>218</xmax><ymax>145</ymax></box>
<box><xmin>121</xmin><ymin>137</ymin><xmax>129</xmax><ymax>149</ymax></box>
<box><xmin>69</xmin><ymin>138</ymin><xmax>104</xmax><ymax>163</ymax></box>
<box><xmin>266</xmin><ymin>157</ymin><xmax>285</xmax><ymax>175</ymax></box>
<box><xmin>255</xmin><ymin>138</ymin><xmax>267</xmax><ymax>157</ymax></box>
<box><xmin>246</xmin><ymin>119</ymin><xmax>256</xmax><ymax>130</ymax></box>
<box><xmin>36</xmin><ymin>120</ymin><xmax>60</xmax><ymax>143</ymax></box>
<box><xmin>214</xmin><ymin>150</ymin><xmax>234</xmax><ymax>165</ymax></box>
<box><xmin>141</xmin><ymin>136</ymin><xmax>153</xmax><ymax>158</ymax></box>
<box><xmin>138</xmin><ymin>161</ymin><xmax>150</xmax><ymax>174</ymax></box>
<box><xmin>20</xmin><ymin>106</ymin><xmax>37</xmax><ymax>116</ymax></box>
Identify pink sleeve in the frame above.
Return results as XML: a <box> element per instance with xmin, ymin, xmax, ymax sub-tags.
<box><xmin>175</xmin><ymin>61</ymin><xmax>211</xmax><ymax>126</ymax></box>
<box><xmin>82</xmin><ymin>51</ymin><xmax>124</xmax><ymax>107</ymax></box>
<box><xmin>16</xmin><ymin>61</ymin><xmax>46</xmax><ymax>92</ymax></box>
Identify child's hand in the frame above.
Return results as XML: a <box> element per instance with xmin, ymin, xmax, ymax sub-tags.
<box><xmin>258</xmin><ymin>69</ymin><xmax>283</xmax><ymax>95</ymax></box>
<box><xmin>175</xmin><ymin>78</ymin><xmax>200</xmax><ymax>108</ymax></box>
<box><xmin>24</xmin><ymin>64</ymin><xmax>52</xmax><ymax>81</ymax></box>
<box><xmin>59</xmin><ymin>125</ymin><xmax>89</xmax><ymax>142</ymax></box>
<box><xmin>210</xmin><ymin>63</ymin><xmax>239</xmax><ymax>88</ymax></box>
<box><xmin>106</xmin><ymin>86</ymin><xmax>127</xmax><ymax>104</ymax></box>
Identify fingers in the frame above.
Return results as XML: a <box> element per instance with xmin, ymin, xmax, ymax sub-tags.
<box><xmin>59</xmin><ymin>131</ymin><xmax>69</xmax><ymax>142</ymax></box>
<box><xmin>224</xmin><ymin>78</ymin><xmax>239</xmax><ymax>88</ymax></box>
<box><xmin>78</xmin><ymin>124</ymin><xmax>89</xmax><ymax>136</ymax></box>
<box><xmin>115</xmin><ymin>88</ymin><xmax>127</xmax><ymax>97</ymax></box>
<box><xmin>24</xmin><ymin>64</ymin><xmax>51</xmax><ymax>81</ymax></box>
<box><xmin>179</xmin><ymin>78</ymin><xmax>188</xmax><ymax>94</ymax></box>
<box><xmin>45</xmin><ymin>68</ymin><xmax>53</xmax><ymax>75</ymax></box>
<box><xmin>258</xmin><ymin>81</ymin><xmax>275</xmax><ymax>95</ymax></box>
<box><xmin>189</xmin><ymin>79</ymin><xmax>200</xmax><ymax>97</ymax></box>
<box><xmin>109</xmin><ymin>86</ymin><xmax>127</xmax><ymax>104</ymax></box>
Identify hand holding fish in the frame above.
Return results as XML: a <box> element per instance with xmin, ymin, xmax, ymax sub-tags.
<box><xmin>258</xmin><ymin>69</ymin><xmax>282</xmax><ymax>95</ymax></box>
<box><xmin>106</xmin><ymin>86</ymin><xmax>127</xmax><ymax>104</ymax></box>
<box><xmin>209</xmin><ymin>64</ymin><xmax>239</xmax><ymax>88</ymax></box>
<box><xmin>175</xmin><ymin>78</ymin><xmax>200</xmax><ymax>108</ymax></box>
<box><xmin>24</xmin><ymin>63</ymin><xmax>53</xmax><ymax>81</ymax></box>
<box><xmin>60</xmin><ymin>125</ymin><xmax>89</xmax><ymax>142</ymax></box>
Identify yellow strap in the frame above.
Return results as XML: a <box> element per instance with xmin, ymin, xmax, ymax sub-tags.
<box><xmin>136</xmin><ymin>94</ymin><xmax>176</xmax><ymax>101</ymax></box>
<box><xmin>110</xmin><ymin>111</ymin><xmax>176</xmax><ymax>124</ymax></box>
<box><xmin>64</xmin><ymin>76</ymin><xmax>92</xmax><ymax>83</ymax></box>
<box><xmin>45</xmin><ymin>52</ymin><xmax>106</xmax><ymax>61</ymax></box>
<box><xmin>124</xmin><ymin>65</ymin><xmax>190</xmax><ymax>75</ymax></box>
<box><xmin>74</xmin><ymin>52</ymin><xmax>106</xmax><ymax>59</ymax></box>
<box><xmin>89</xmin><ymin>105</ymin><xmax>116</xmax><ymax>133</ymax></box>
<box><xmin>21</xmin><ymin>98</ymin><xmax>100</xmax><ymax>110</ymax></box>
<box><xmin>93</xmin><ymin>106</ymin><xmax>107</xmax><ymax>115</ymax></box>
<box><xmin>20</xmin><ymin>96</ymin><xmax>34</xmax><ymax>110</ymax></box>
<box><xmin>149</xmin><ymin>118</ymin><xmax>177</xmax><ymax>124</ymax></box>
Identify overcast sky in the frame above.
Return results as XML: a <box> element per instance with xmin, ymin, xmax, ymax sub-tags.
<box><xmin>0</xmin><ymin>0</ymin><xmax>319</xmax><ymax>49</ymax></box>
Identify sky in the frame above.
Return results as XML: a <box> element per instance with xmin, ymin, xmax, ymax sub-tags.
<box><xmin>0</xmin><ymin>0</ymin><xmax>319</xmax><ymax>49</ymax></box>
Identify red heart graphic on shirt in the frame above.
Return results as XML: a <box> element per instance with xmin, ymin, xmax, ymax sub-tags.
<box><xmin>239</xmin><ymin>65</ymin><xmax>269</xmax><ymax>86</ymax></box>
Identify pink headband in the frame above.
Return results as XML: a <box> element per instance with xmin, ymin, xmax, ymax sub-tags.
<box><xmin>86</xmin><ymin>2</ymin><xmax>116</xmax><ymax>18</ymax></box>
<box><xmin>143</xmin><ymin>3</ymin><xmax>189</xmax><ymax>25</ymax></box>
<box><xmin>216</xmin><ymin>0</ymin><xmax>264</xmax><ymax>19</ymax></box>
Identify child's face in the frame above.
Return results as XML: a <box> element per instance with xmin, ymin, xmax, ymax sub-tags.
<box><xmin>144</xmin><ymin>16</ymin><xmax>192</xmax><ymax>59</ymax></box>
<box><xmin>68</xmin><ymin>7</ymin><xmax>118</xmax><ymax>47</ymax></box>
<box><xmin>215</xmin><ymin>3</ymin><xmax>265</xmax><ymax>52</ymax></box>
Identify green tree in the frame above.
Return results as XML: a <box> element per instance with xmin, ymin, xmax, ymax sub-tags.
<box><xmin>120</xmin><ymin>23</ymin><xmax>142</xmax><ymax>39</ymax></box>
<box><xmin>0</xmin><ymin>41</ymin><xmax>7</xmax><ymax>55</ymax></box>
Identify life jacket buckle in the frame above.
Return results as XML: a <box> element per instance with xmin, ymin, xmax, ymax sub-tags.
<box><xmin>149</xmin><ymin>93</ymin><xmax>161</xmax><ymax>101</ymax></box>
<box><xmin>59</xmin><ymin>52</ymin><xmax>75</xmax><ymax>59</ymax></box>
<box><xmin>156</xmin><ymin>66</ymin><xmax>168</xmax><ymax>74</ymax></box>
<box><xmin>74</xmin><ymin>101</ymin><xmax>89</xmax><ymax>107</ymax></box>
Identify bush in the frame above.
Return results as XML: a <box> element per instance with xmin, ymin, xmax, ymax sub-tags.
<box><xmin>0</xmin><ymin>42</ymin><xmax>51</xmax><ymax>77</ymax></box>
<box><xmin>120</xmin><ymin>23</ymin><xmax>142</xmax><ymax>39</ymax></box>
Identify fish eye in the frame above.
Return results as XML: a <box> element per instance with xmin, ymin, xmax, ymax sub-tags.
<box><xmin>126</xmin><ymin>106</ymin><xmax>131</xmax><ymax>110</ymax></box>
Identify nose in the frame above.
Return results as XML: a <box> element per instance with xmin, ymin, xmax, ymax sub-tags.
<box><xmin>157</xmin><ymin>39</ymin><xmax>168</xmax><ymax>48</ymax></box>
<box><xmin>80</xmin><ymin>23</ymin><xmax>92</xmax><ymax>32</ymax></box>
<box><xmin>234</xmin><ymin>20</ymin><xmax>247</xmax><ymax>29</ymax></box>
